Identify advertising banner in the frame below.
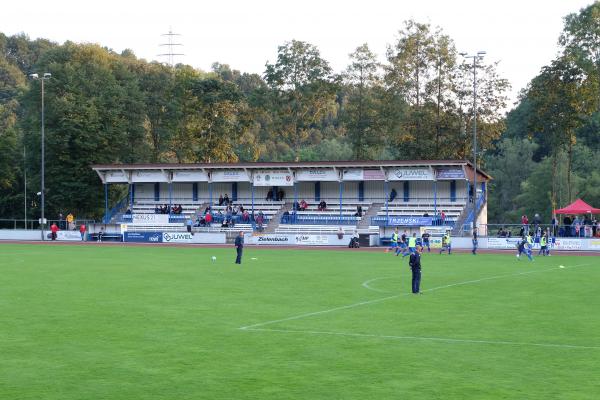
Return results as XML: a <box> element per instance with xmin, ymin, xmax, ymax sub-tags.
<box><xmin>294</xmin><ymin>234</ymin><xmax>329</xmax><ymax>245</ymax></box>
<box><xmin>253</xmin><ymin>170</ymin><xmax>294</xmax><ymax>186</ymax></box>
<box><xmin>487</xmin><ymin>237</ymin><xmax>521</xmax><ymax>249</ymax></box>
<box><xmin>131</xmin><ymin>170</ymin><xmax>168</xmax><ymax>183</ymax></box>
<box><xmin>250</xmin><ymin>234</ymin><xmax>293</xmax><ymax>245</ymax></box>
<box><xmin>131</xmin><ymin>214</ymin><xmax>170</xmax><ymax>224</ymax></box>
<box><xmin>342</xmin><ymin>169</ymin><xmax>386</xmax><ymax>181</ymax></box>
<box><xmin>388</xmin><ymin>216</ymin><xmax>433</xmax><ymax>226</ymax></box>
<box><xmin>554</xmin><ymin>238</ymin><xmax>583</xmax><ymax>250</ymax></box>
<box><xmin>436</xmin><ymin>168</ymin><xmax>465</xmax><ymax>180</ymax></box>
<box><xmin>211</xmin><ymin>170</ymin><xmax>250</xmax><ymax>182</ymax></box>
<box><xmin>589</xmin><ymin>239</ymin><xmax>600</xmax><ymax>250</ymax></box>
<box><xmin>172</xmin><ymin>170</ymin><xmax>209</xmax><ymax>182</ymax></box>
<box><xmin>387</xmin><ymin>168</ymin><xmax>434</xmax><ymax>181</ymax></box>
<box><xmin>54</xmin><ymin>231</ymin><xmax>84</xmax><ymax>241</ymax></box>
<box><xmin>124</xmin><ymin>232</ymin><xmax>163</xmax><ymax>243</ymax></box>
<box><xmin>105</xmin><ymin>170</ymin><xmax>129</xmax><ymax>183</ymax></box>
<box><xmin>295</xmin><ymin>169</ymin><xmax>339</xmax><ymax>182</ymax></box>
<box><xmin>162</xmin><ymin>232</ymin><xmax>194</xmax><ymax>243</ymax></box>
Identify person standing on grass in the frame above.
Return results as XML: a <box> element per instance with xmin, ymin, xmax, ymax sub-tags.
<box><xmin>421</xmin><ymin>231</ymin><xmax>431</xmax><ymax>252</ymax></box>
<box><xmin>409</xmin><ymin>247</ymin><xmax>422</xmax><ymax>294</ymax></box>
<box><xmin>538</xmin><ymin>232</ymin><xmax>548</xmax><ymax>256</ymax></box>
<box><xmin>440</xmin><ymin>233</ymin><xmax>452</xmax><ymax>254</ymax></box>
<box><xmin>386</xmin><ymin>228</ymin><xmax>399</xmax><ymax>253</ymax></box>
<box><xmin>235</xmin><ymin>231</ymin><xmax>244</xmax><ymax>264</ymax></box>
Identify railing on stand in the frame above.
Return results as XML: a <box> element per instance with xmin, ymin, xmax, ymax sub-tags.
<box><xmin>462</xmin><ymin>195</ymin><xmax>485</xmax><ymax>234</ymax></box>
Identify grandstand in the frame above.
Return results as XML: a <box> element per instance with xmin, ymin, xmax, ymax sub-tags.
<box><xmin>91</xmin><ymin>160</ymin><xmax>490</xmax><ymax>241</ymax></box>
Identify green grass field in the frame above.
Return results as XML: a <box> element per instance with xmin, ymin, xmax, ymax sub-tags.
<box><xmin>1</xmin><ymin>243</ymin><xmax>599</xmax><ymax>399</ymax></box>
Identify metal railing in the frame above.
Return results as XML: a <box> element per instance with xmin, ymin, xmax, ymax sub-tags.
<box><xmin>0</xmin><ymin>219</ymin><xmax>96</xmax><ymax>230</ymax></box>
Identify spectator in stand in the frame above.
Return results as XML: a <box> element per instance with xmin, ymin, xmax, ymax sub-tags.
<box><xmin>299</xmin><ymin>199</ymin><xmax>308</xmax><ymax>211</ymax></box>
<box><xmin>66</xmin><ymin>213</ymin><xmax>74</xmax><ymax>230</ymax></box>
<box><xmin>239</xmin><ymin>205</ymin><xmax>244</xmax><ymax>213</ymax></box>
<box><xmin>389</xmin><ymin>188</ymin><xmax>397</xmax><ymax>202</ymax></box>
<box><xmin>154</xmin><ymin>205</ymin><xmax>160</xmax><ymax>214</ymax></box>
<box><xmin>242</xmin><ymin>210</ymin><xmax>250</xmax><ymax>222</ymax></box>
<box><xmin>355</xmin><ymin>205</ymin><xmax>363</xmax><ymax>217</ymax></box>
<box><xmin>440</xmin><ymin>211</ymin><xmax>446</xmax><ymax>225</ymax></box>
<box><xmin>50</xmin><ymin>222</ymin><xmax>59</xmax><ymax>240</ymax></box>
<box><xmin>125</xmin><ymin>208</ymin><xmax>132</xmax><ymax>215</ymax></box>
<box><xmin>293</xmin><ymin>200</ymin><xmax>299</xmax><ymax>211</ymax></box>
<box><xmin>204</xmin><ymin>205</ymin><xmax>211</xmax><ymax>214</ymax></box>
<box><xmin>318</xmin><ymin>200</ymin><xmax>327</xmax><ymax>211</ymax></box>
<box><xmin>592</xmin><ymin>217</ymin><xmax>598</xmax><ymax>237</ymax></box>
<box><xmin>277</xmin><ymin>189</ymin><xmax>285</xmax><ymax>201</ymax></box>
<box><xmin>256</xmin><ymin>213</ymin><xmax>264</xmax><ymax>231</ymax></box>
<box><xmin>79</xmin><ymin>223</ymin><xmax>86</xmax><ymax>241</ymax></box>
<box><xmin>266</xmin><ymin>189</ymin><xmax>274</xmax><ymax>201</ymax></box>
<box><xmin>218</xmin><ymin>194</ymin><xmax>224</xmax><ymax>206</ymax></box>
<box><xmin>337</xmin><ymin>226</ymin><xmax>344</xmax><ymax>239</ymax></box>
<box><xmin>224</xmin><ymin>194</ymin><xmax>230</xmax><ymax>205</ymax></box>
<box><xmin>551</xmin><ymin>214</ymin><xmax>558</xmax><ymax>237</ymax></box>
<box><xmin>186</xmin><ymin>217</ymin><xmax>193</xmax><ymax>233</ymax></box>
<box><xmin>573</xmin><ymin>216</ymin><xmax>581</xmax><ymax>237</ymax></box>
<box><xmin>521</xmin><ymin>215</ymin><xmax>529</xmax><ymax>235</ymax></box>
<box><xmin>205</xmin><ymin>212</ymin><xmax>213</xmax><ymax>226</ymax></box>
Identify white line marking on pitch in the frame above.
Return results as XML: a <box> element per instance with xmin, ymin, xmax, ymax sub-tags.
<box><xmin>361</xmin><ymin>277</ymin><xmax>393</xmax><ymax>293</ymax></box>
<box><xmin>239</xmin><ymin>263</ymin><xmax>590</xmax><ymax>330</ymax></box>
<box><xmin>243</xmin><ymin>327</ymin><xmax>600</xmax><ymax>350</ymax></box>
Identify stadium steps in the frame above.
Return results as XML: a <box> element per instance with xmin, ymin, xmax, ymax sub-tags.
<box><xmin>263</xmin><ymin>203</ymin><xmax>291</xmax><ymax>233</ymax></box>
<box><xmin>357</xmin><ymin>202</ymin><xmax>382</xmax><ymax>230</ymax></box>
<box><xmin>452</xmin><ymin>203</ymin><xmax>473</xmax><ymax>236</ymax></box>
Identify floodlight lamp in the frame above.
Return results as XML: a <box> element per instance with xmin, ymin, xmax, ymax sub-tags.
<box><xmin>30</xmin><ymin>73</ymin><xmax>39</xmax><ymax>79</ymax></box>
<box><xmin>43</xmin><ymin>73</ymin><xmax>52</xmax><ymax>78</ymax></box>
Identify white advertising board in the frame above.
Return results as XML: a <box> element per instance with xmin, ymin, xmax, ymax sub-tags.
<box><xmin>105</xmin><ymin>170</ymin><xmax>129</xmax><ymax>183</ymax></box>
<box><xmin>131</xmin><ymin>214</ymin><xmax>169</xmax><ymax>224</ymax></box>
<box><xmin>487</xmin><ymin>237</ymin><xmax>521</xmax><ymax>249</ymax></box>
<box><xmin>162</xmin><ymin>232</ymin><xmax>194</xmax><ymax>243</ymax></box>
<box><xmin>589</xmin><ymin>239</ymin><xmax>600</xmax><ymax>250</ymax></box>
<box><xmin>211</xmin><ymin>170</ymin><xmax>250</xmax><ymax>182</ymax></box>
<box><xmin>55</xmin><ymin>231</ymin><xmax>83</xmax><ymax>241</ymax></box>
<box><xmin>247</xmin><ymin>234</ymin><xmax>348</xmax><ymax>246</ymax></box>
<box><xmin>295</xmin><ymin>169</ymin><xmax>339</xmax><ymax>182</ymax></box>
<box><xmin>132</xmin><ymin>170</ymin><xmax>168</xmax><ymax>183</ymax></box>
<box><xmin>253</xmin><ymin>170</ymin><xmax>294</xmax><ymax>186</ymax></box>
<box><xmin>342</xmin><ymin>169</ymin><xmax>386</xmax><ymax>181</ymax></box>
<box><xmin>553</xmin><ymin>238</ymin><xmax>583</xmax><ymax>250</ymax></box>
<box><xmin>172</xmin><ymin>170</ymin><xmax>209</xmax><ymax>182</ymax></box>
<box><xmin>387</xmin><ymin>167</ymin><xmax>434</xmax><ymax>181</ymax></box>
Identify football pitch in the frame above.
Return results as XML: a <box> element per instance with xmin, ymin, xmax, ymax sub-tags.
<box><xmin>2</xmin><ymin>244</ymin><xmax>599</xmax><ymax>399</ymax></box>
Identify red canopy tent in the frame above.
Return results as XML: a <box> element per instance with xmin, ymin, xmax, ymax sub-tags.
<box><xmin>554</xmin><ymin>199</ymin><xmax>600</xmax><ymax>214</ymax></box>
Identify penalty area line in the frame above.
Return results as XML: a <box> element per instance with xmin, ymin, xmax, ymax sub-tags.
<box><xmin>239</xmin><ymin>263</ymin><xmax>591</xmax><ymax>330</ymax></box>
<box><xmin>243</xmin><ymin>327</ymin><xmax>600</xmax><ymax>350</ymax></box>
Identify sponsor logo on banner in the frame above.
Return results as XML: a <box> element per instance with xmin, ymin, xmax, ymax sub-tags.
<box><xmin>254</xmin><ymin>235</ymin><xmax>291</xmax><ymax>245</ymax></box>
<box><xmin>132</xmin><ymin>170</ymin><xmax>168</xmax><ymax>183</ymax></box>
<box><xmin>487</xmin><ymin>237</ymin><xmax>521</xmax><ymax>249</ymax></box>
<box><xmin>171</xmin><ymin>170</ymin><xmax>209</xmax><ymax>182</ymax></box>
<box><xmin>253</xmin><ymin>170</ymin><xmax>294</xmax><ymax>186</ymax></box>
<box><xmin>388</xmin><ymin>216</ymin><xmax>433</xmax><ymax>226</ymax></box>
<box><xmin>162</xmin><ymin>232</ymin><xmax>194</xmax><ymax>243</ymax></box>
<box><xmin>105</xmin><ymin>170</ymin><xmax>128</xmax><ymax>183</ymax></box>
<box><xmin>436</xmin><ymin>168</ymin><xmax>465</xmax><ymax>180</ymax></box>
<box><xmin>55</xmin><ymin>231</ymin><xmax>84</xmax><ymax>241</ymax></box>
<box><xmin>295</xmin><ymin>235</ymin><xmax>329</xmax><ymax>245</ymax></box>
<box><xmin>388</xmin><ymin>168</ymin><xmax>434</xmax><ymax>181</ymax></box>
<box><xmin>131</xmin><ymin>214</ymin><xmax>170</xmax><ymax>224</ymax></box>
<box><xmin>295</xmin><ymin>169</ymin><xmax>339</xmax><ymax>181</ymax></box>
<box><xmin>343</xmin><ymin>169</ymin><xmax>385</xmax><ymax>181</ymax></box>
<box><xmin>589</xmin><ymin>239</ymin><xmax>600</xmax><ymax>250</ymax></box>
<box><xmin>124</xmin><ymin>232</ymin><xmax>162</xmax><ymax>243</ymax></box>
<box><xmin>211</xmin><ymin>170</ymin><xmax>250</xmax><ymax>182</ymax></box>
<box><xmin>554</xmin><ymin>238</ymin><xmax>583</xmax><ymax>250</ymax></box>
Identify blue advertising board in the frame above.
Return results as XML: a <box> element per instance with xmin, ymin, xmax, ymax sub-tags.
<box><xmin>124</xmin><ymin>231</ymin><xmax>163</xmax><ymax>243</ymax></box>
<box><xmin>387</xmin><ymin>216</ymin><xmax>433</xmax><ymax>226</ymax></box>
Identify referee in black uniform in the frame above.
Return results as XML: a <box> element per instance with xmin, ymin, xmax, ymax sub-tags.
<box><xmin>409</xmin><ymin>247</ymin><xmax>422</xmax><ymax>294</ymax></box>
<box><xmin>234</xmin><ymin>231</ymin><xmax>244</xmax><ymax>264</ymax></box>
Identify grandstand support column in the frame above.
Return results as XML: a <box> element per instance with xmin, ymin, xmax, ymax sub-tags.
<box><xmin>384</xmin><ymin>181</ymin><xmax>389</xmax><ymax>219</ymax></box>
<box><xmin>251</xmin><ymin>184</ymin><xmax>255</xmax><ymax>215</ymax></box>
<box><xmin>168</xmin><ymin>181</ymin><xmax>173</xmax><ymax>213</ymax></box>
<box><xmin>294</xmin><ymin>182</ymin><xmax>298</xmax><ymax>204</ymax></box>
<box><xmin>104</xmin><ymin>183</ymin><xmax>109</xmax><ymax>223</ymax></box>
<box><xmin>209</xmin><ymin>182</ymin><xmax>213</xmax><ymax>205</ymax></box>
<box><xmin>339</xmin><ymin>181</ymin><xmax>343</xmax><ymax>224</ymax></box>
<box><xmin>433</xmin><ymin>180</ymin><xmax>437</xmax><ymax>214</ymax></box>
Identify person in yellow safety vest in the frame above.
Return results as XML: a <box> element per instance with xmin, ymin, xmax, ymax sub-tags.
<box><xmin>386</xmin><ymin>228</ymin><xmax>399</xmax><ymax>253</ymax></box>
<box><xmin>440</xmin><ymin>233</ymin><xmax>452</xmax><ymax>254</ymax></box>
<box><xmin>526</xmin><ymin>233</ymin><xmax>534</xmax><ymax>249</ymax></box>
<box><xmin>538</xmin><ymin>232</ymin><xmax>548</xmax><ymax>256</ymax></box>
<box><xmin>403</xmin><ymin>233</ymin><xmax>418</xmax><ymax>258</ymax></box>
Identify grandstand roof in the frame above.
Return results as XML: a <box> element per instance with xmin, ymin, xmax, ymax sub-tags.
<box><xmin>91</xmin><ymin>160</ymin><xmax>491</xmax><ymax>183</ymax></box>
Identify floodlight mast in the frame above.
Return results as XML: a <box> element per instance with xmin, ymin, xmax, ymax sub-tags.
<box><xmin>460</xmin><ymin>52</ymin><xmax>485</xmax><ymax>230</ymax></box>
<box><xmin>30</xmin><ymin>72</ymin><xmax>52</xmax><ymax>240</ymax></box>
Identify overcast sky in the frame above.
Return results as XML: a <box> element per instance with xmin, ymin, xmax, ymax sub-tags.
<box><xmin>1</xmin><ymin>0</ymin><xmax>593</xmax><ymax>107</ymax></box>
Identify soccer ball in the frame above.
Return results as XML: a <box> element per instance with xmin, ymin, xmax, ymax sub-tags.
<box><xmin>211</xmin><ymin>256</ymin><xmax>217</xmax><ymax>262</ymax></box>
